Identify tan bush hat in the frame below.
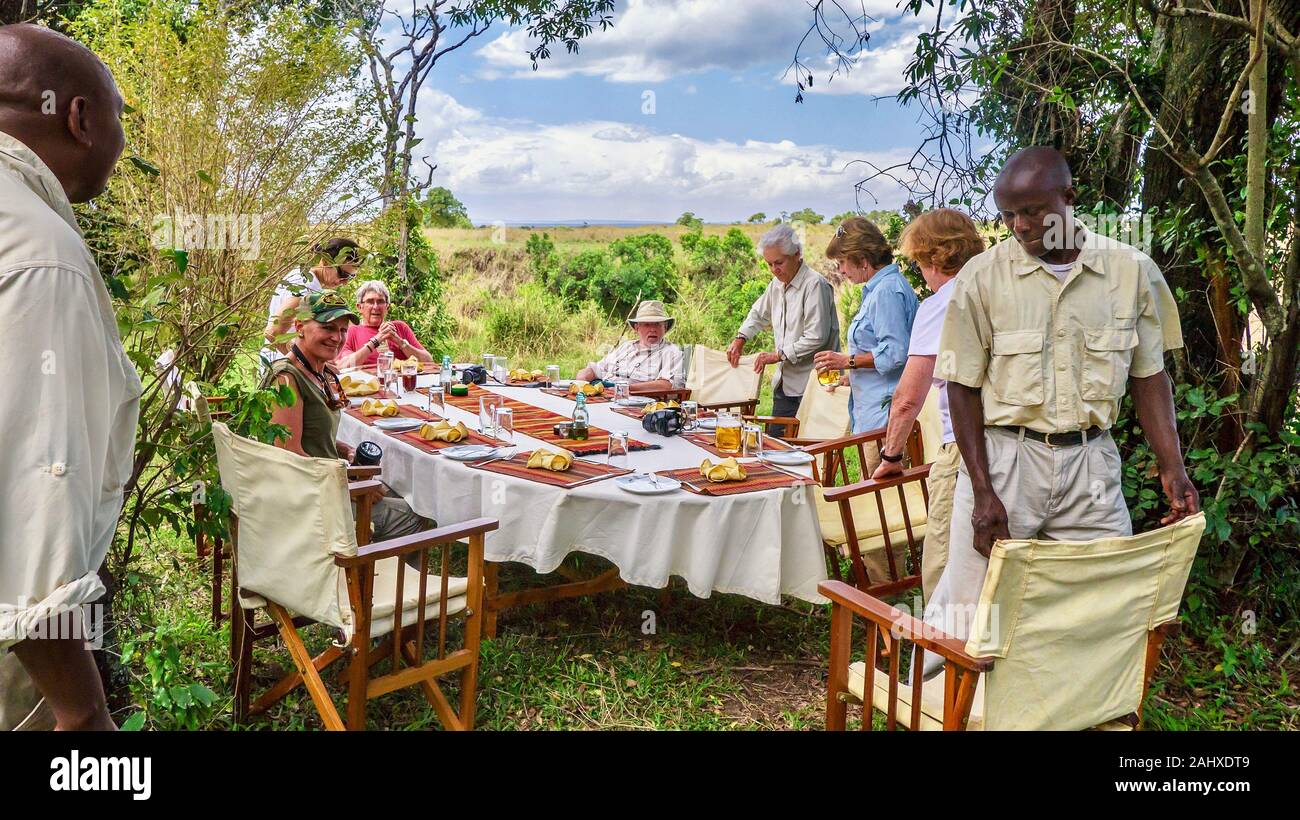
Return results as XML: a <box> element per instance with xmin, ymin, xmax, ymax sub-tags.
<box><xmin>627</xmin><ymin>299</ymin><xmax>674</xmax><ymax>332</ymax></box>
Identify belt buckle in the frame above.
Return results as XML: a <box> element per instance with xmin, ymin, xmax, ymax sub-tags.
<box><xmin>1044</xmin><ymin>430</ymin><xmax>1084</xmax><ymax>447</ymax></box>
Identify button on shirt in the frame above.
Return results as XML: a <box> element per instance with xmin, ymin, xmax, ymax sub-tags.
<box><xmin>847</xmin><ymin>264</ymin><xmax>918</xmax><ymax>432</ymax></box>
<box><xmin>937</xmin><ymin>229</ymin><xmax>1182</xmax><ymax>434</ymax></box>
<box><xmin>737</xmin><ymin>262</ymin><xmax>840</xmax><ymax>397</ymax></box>
<box><xmin>588</xmin><ymin>339</ymin><xmax>685</xmax><ymax>387</ymax></box>
<box><xmin>0</xmin><ymin>132</ymin><xmax>142</xmax><ymax>647</ymax></box>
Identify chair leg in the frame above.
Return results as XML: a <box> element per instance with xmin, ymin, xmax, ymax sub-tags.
<box><xmin>826</xmin><ymin>602</ymin><xmax>851</xmax><ymax>731</ymax></box>
<box><xmin>346</xmin><ymin>633</ymin><xmax>369</xmax><ymax>731</ymax></box>
<box><xmin>400</xmin><ymin>641</ymin><xmax>465</xmax><ymax>731</ymax></box>
<box><xmin>268</xmin><ymin>603</ymin><xmax>345</xmax><ymax>731</ymax></box>
<box><xmin>483</xmin><ymin>562</ymin><xmax>500</xmax><ymax>640</ymax></box>
<box><xmin>250</xmin><ymin>644</ymin><xmax>345</xmax><ymax>717</ymax></box>
<box><xmin>211</xmin><ymin>536</ymin><xmax>224</xmax><ymax>626</ymax></box>
<box><xmin>231</xmin><ymin>604</ymin><xmax>253</xmax><ymax>725</ymax></box>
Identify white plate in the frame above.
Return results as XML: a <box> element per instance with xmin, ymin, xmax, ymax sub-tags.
<box><xmin>617</xmin><ymin>396</ymin><xmax>654</xmax><ymax>407</ymax></box>
<box><xmin>614</xmin><ymin>474</ymin><xmax>682</xmax><ymax>495</ymax></box>
<box><xmin>761</xmin><ymin>449</ymin><xmax>815</xmax><ymax>466</ymax></box>
<box><xmin>374</xmin><ymin>418</ymin><xmax>422</xmax><ymax>432</ymax></box>
<box><xmin>441</xmin><ymin>445</ymin><xmax>499</xmax><ymax>461</ymax></box>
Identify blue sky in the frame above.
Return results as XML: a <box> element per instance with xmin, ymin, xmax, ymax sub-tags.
<box><xmin>413</xmin><ymin>0</ymin><xmax>933</xmax><ymax>224</ymax></box>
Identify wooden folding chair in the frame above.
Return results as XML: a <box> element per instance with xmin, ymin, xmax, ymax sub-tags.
<box><xmin>213</xmin><ymin>422</ymin><xmax>495</xmax><ymax>731</ymax></box>
<box><xmin>803</xmin><ymin>421</ymin><xmax>931</xmax><ymax>596</ymax></box>
<box><xmin>629</xmin><ymin>386</ymin><xmax>693</xmax><ymax>403</ymax></box>
<box><xmin>823</xmin><ymin>513</ymin><xmax>1205</xmax><ymax>731</ymax></box>
<box><xmin>684</xmin><ymin>344</ymin><xmax>762</xmax><ymax>415</ymax></box>
<box><xmin>745</xmin><ymin>369</ymin><xmax>851</xmax><ymax>446</ymax></box>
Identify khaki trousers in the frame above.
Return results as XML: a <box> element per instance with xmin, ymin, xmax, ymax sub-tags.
<box><xmin>922</xmin><ymin>427</ymin><xmax>1131</xmax><ymax>674</ymax></box>
<box><xmin>920</xmin><ymin>442</ymin><xmax>962</xmax><ymax>600</ymax></box>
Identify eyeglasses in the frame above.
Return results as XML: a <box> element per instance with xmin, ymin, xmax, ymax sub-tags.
<box><xmin>360</xmin><ymin>299</ymin><xmax>388</xmax><ymax>307</ymax></box>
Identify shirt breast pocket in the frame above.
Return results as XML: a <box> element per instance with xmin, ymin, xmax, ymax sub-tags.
<box><xmin>1081</xmin><ymin>326</ymin><xmax>1138</xmax><ymax>401</ymax></box>
<box><xmin>989</xmin><ymin>330</ymin><xmax>1045</xmax><ymax>406</ymax></box>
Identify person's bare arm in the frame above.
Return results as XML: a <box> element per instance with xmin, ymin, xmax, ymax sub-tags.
<box><xmin>949</xmin><ymin>382</ymin><xmax>1008</xmax><ymax>557</ymax></box>
<box><xmin>268</xmin><ymin>375</ymin><xmax>308</xmax><ymax>456</ymax></box>
<box><xmin>872</xmin><ymin>355</ymin><xmax>935</xmax><ymax>478</ymax></box>
<box><xmin>264</xmin><ymin>294</ymin><xmax>301</xmax><ymax>354</ymax></box>
<box><xmin>12</xmin><ymin>627</ymin><xmax>115</xmax><ymax>730</ymax></box>
<box><xmin>1130</xmin><ymin>371</ymin><xmax>1199</xmax><ymax>524</ymax></box>
<box><xmin>629</xmin><ymin>378</ymin><xmax>673</xmax><ymax>393</ymax></box>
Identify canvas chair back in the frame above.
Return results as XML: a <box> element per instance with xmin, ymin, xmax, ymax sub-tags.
<box><xmin>966</xmin><ymin>512</ymin><xmax>1205</xmax><ymax>730</ymax></box>
<box><xmin>915</xmin><ymin>386</ymin><xmax>944</xmax><ymax>464</ymax></box>
<box><xmin>794</xmin><ymin>369</ymin><xmax>850</xmax><ymax>440</ymax></box>
<box><xmin>211</xmin><ymin>422</ymin><xmax>358</xmax><ymax>636</ymax></box>
<box><xmin>686</xmin><ymin>344</ymin><xmax>761</xmax><ymax>406</ymax></box>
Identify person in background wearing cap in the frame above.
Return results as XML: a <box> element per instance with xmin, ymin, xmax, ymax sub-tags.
<box><xmin>0</xmin><ymin>23</ymin><xmax>140</xmax><ymax>731</ymax></box>
<box><xmin>576</xmin><ymin>300</ymin><xmax>685</xmax><ymax>392</ymax></box>
<box><xmin>261</xmin><ymin>291</ymin><xmax>431</xmax><ymax>542</ymax></box>
<box><xmin>261</xmin><ymin>237</ymin><xmax>364</xmax><ymax>366</ymax></box>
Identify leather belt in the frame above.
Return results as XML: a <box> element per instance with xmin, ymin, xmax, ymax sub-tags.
<box><xmin>996</xmin><ymin>425</ymin><xmax>1106</xmax><ymax>447</ymax></box>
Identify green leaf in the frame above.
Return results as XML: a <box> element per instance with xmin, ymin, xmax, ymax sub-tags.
<box><xmin>169</xmin><ymin>684</ymin><xmax>192</xmax><ymax>709</ymax></box>
<box><xmin>120</xmin><ymin>712</ymin><xmax>146</xmax><ymax>731</ymax></box>
<box><xmin>172</xmin><ymin>249</ymin><xmax>189</xmax><ymax>274</ymax></box>
<box><xmin>196</xmin><ymin>170</ymin><xmax>216</xmax><ymax>187</ymax></box>
<box><xmin>189</xmin><ymin>684</ymin><xmax>217</xmax><ymax>707</ymax></box>
<box><xmin>127</xmin><ymin>155</ymin><xmax>161</xmax><ymax>176</ymax></box>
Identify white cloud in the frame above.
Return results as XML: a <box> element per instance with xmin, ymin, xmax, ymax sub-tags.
<box><xmin>475</xmin><ymin>0</ymin><xmax>909</xmax><ymax>86</ymax></box>
<box><xmin>415</xmin><ymin>91</ymin><xmax>914</xmax><ymax>223</ymax></box>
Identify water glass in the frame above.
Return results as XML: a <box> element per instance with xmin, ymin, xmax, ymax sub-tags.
<box><xmin>681</xmin><ymin>400</ymin><xmax>699</xmax><ymax>431</ymax></box>
<box><xmin>545</xmin><ymin>364</ymin><xmax>560</xmax><ymax>387</ymax></box>
<box><xmin>492</xmin><ymin>356</ymin><xmax>509</xmax><ymax>383</ymax></box>
<box><xmin>482</xmin><ymin>352</ymin><xmax>497</xmax><ymax>372</ymax></box>
<box><xmin>479</xmin><ymin>394</ymin><xmax>501</xmax><ymax>437</ymax></box>
<box><xmin>377</xmin><ymin>350</ymin><xmax>394</xmax><ymax>377</ymax></box>
<box><xmin>614</xmin><ymin>380</ymin><xmax>631</xmax><ymax>404</ymax></box>
<box><xmin>494</xmin><ymin>407</ymin><xmax>514</xmax><ymax>444</ymax></box>
<box><xmin>742</xmin><ymin>423</ymin><xmax>763</xmax><ymax>459</ymax></box>
<box><xmin>425</xmin><ymin>384</ymin><xmax>445</xmax><ymax>416</ymax></box>
<box><xmin>607</xmin><ymin>431</ymin><xmax>630</xmax><ymax>469</ymax></box>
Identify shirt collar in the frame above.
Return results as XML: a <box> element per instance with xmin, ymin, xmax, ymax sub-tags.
<box><xmin>0</xmin><ymin>130</ymin><xmax>79</xmax><ymax>234</ymax></box>
<box><xmin>861</xmin><ymin>262</ymin><xmax>901</xmax><ymax>295</ymax></box>
<box><xmin>1008</xmin><ymin>224</ymin><xmax>1105</xmax><ymax>277</ymax></box>
<box><xmin>782</xmin><ymin>261</ymin><xmax>813</xmax><ymax>291</ymax></box>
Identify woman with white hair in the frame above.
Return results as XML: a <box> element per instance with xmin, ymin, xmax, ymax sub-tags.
<box><xmin>336</xmin><ymin>279</ymin><xmax>434</xmax><ymax>367</ymax></box>
<box><xmin>729</xmin><ymin>223</ymin><xmax>840</xmax><ymax>432</ymax></box>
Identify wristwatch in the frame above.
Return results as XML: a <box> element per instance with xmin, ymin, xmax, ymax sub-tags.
<box><xmin>881</xmin><ymin>450</ymin><xmax>904</xmax><ymax>463</ymax></box>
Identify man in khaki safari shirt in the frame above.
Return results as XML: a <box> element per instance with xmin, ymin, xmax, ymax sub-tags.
<box><xmin>923</xmin><ymin>147</ymin><xmax>1200</xmax><ymax>659</ymax></box>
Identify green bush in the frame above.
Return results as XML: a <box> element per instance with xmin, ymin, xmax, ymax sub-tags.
<box><xmin>682</xmin><ymin>227</ymin><xmax>757</xmax><ymax>281</ymax></box>
<box><xmin>526</xmin><ymin>231</ymin><xmax>560</xmax><ymax>282</ymax></box>
<box><xmin>482</xmin><ymin>281</ymin><xmax>609</xmax><ymax>364</ymax></box>
<box><xmin>544</xmin><ymin>233</ymin><xmax>677</xmax><ymax>317</ymax></box>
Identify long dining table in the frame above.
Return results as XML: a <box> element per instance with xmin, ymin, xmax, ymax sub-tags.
<box><xmin>336</xmin><ymin>373</ymin><xmax>829</xmax><ymax>634</ymax></box>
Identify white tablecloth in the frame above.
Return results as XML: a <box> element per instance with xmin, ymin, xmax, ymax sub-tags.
<box><xmin>337</xmin><ymin>379</ymin><xmax>828</xmax><ymax>604</ymax></box>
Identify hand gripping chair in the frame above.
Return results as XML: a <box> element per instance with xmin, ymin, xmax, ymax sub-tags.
<box><xmin>823</xmin><ymin>512</ymin><xmax>1205</xmax><ymax>730</ymax></box>
<box><xmin>804</xmin><ymin>386</ymin><xmax>945</xmax><ymax>594</ymax></box>
<box><xmin>685</xmin><ymin>344</ymin><xmax>762</xmax><ymax>416</ymax></box>
<box><xmin>212</xmin><ymin>422</ymin><xmax>497</xmax><ymax>730</ymax></box>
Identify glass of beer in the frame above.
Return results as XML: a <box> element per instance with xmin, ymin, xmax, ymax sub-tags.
<box><xmin>401</xmin><ymin>357</ymin><xmax>419</xmax><ymax>393</ymax></box>
<box><xmin>818</xmin><ymin>368</ymin><xmax>842</xmax><ymax>386</ymax></box>
<box><xmin>714</xmin><ymin>411</ymin><xmax>742</xmax><ymax>455</ymax></box>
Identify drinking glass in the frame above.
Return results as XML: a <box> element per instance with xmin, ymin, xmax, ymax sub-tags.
<box><xmin>614</xmin><ymin>380</ymin><xmax>631</xmax><ymax>404</ymax></box>
<box><xmin>681</xmin><ymin>400</ymin><xmax>699</xmax><ymax>432</ymax></box>
<box><xmin>714</xmin><ymin>411</ymin><xmax>742</xmax><ymax>455</ymax></box>
<box><xmin>425</xmin><ymin>384</ymin><xmax>445</xmax><ymax>416</ymax></box>
<box><xmin>494</xmin><ymin>407</ymin><xmax>514</xmax><ymax>444</ymax></box>
<box><xmin>742</xmin><ymin>423</ymin><xmax>763</xmax><ymax>459</ymax></box>
<box><xmin>482</xmin><ymin>352</ymin><xmax>497</xmax><ymax>372</ymax></box>
<box><xmin>479</xmin><ymin>394</ymin><xmax>501</xmax><ymax>437</ymax></box>
<box><xmin>377</xmin><ymin>350</ymin><xmax>394</xmax><ymax>377</ymax></box>
<box><xmin>401</xmin><ymin>358</ymin><xmax>418</xmax><ymax>393</ymax></box>
<box><xmin>492</xmin><ymin>356</ymin><xmax>509</xmax><ymax>384</ymax></box>
<box><xmin>607</xmin><ymin>431</ymin><xmax>630</xmax><ymax>469</ymax></box>
<box><xmin>545</xmin><ymin>365</ymin><xmax>561</xmax><ymax>388</ymax></box>
<box><xmin>818</xmin><ymin>368</ymin><xmax>843</xmax><ymax>387</ymax></box>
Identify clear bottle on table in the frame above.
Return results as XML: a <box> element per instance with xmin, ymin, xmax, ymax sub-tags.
<box><xmin>441</xmin><ymin>354</ymin><xmax>452</xmax><ymax>386</ymax></box>
<box><xmin>571</xmin><ymin>392</ymin><xmax>589</xmax><ymax>441</ymax></box>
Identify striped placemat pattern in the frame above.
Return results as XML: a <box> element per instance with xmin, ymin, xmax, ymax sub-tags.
<box><xmin>540</xmin><ymin>387</ymin><xmax>611</xmax><ymax>403</ymax></box>
<box><xmin>468</xmin><ymin>451</ymin><xmax>631</xmax><ymax>488</ymax></box>
<box><xmin>392</xmin><ymin>425</ymin><xmax>499</xmax><ymax>454</ymax></box>
<box><xmin>681</xmin><ymin>432</ymin><xmax>791</xmax><ymax>459</ymax></box>
<box><xmin>656</xmin><ymin>463</ymin><xmax>812</xmax><ymax>496</ymax></box>
<box><xmin>443</xmin><ymin>384</ymin><xmax>646</xmax><ymax>456</ymax></box>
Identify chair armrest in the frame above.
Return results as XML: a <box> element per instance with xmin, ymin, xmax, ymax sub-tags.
<box><xmin>335</xmin><ymin>517</ymin><xmax>500</xmax><ymax>567</ymax></box>
<box><xmin>803</xmin><ymin>426</ymin><xmax>888</xmax><ymax>456</ymax></box>
<box><xmin>821</xmin><ymin>465</ymin><xmax>932</xmax><ymax>502</ymax></box>
<box><xmin>781</xmin><ymin>437</ymin><xmax>825</xmax><ymax>447</ymax></box>
<box><xmin>630</xmin><ymin>387</ymin><xmax>692</xmax><ymax>402</ymax></box>
<box><xmin>818</xmin><ymin>580</ymin><xmax>991</xmax><ymax>672</ymax></box>
<box><xmin>348</xmin><ymin>479</ymin><xmax>386</xmax><ymax>500</ymax></box>
<box><xmin>743</xmin><ymin>414</ymin><xmax>799</xmax><ymax>426</ymax></box>
<box><xmin>347</xmin><ymin>465</ymin><xmax>383</xmax><ymax>480</ymax></box>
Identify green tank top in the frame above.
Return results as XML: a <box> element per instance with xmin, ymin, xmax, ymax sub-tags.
<box><xmin>261</xmin><ymin>358</ymin><xmax>341</xmax><ymax>460</ymax></box>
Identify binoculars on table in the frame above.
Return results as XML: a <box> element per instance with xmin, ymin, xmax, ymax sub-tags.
<box><xmin>641</xmin><ymin>407</ymin><xmax>684</xmax><ymax>437</ymax></box>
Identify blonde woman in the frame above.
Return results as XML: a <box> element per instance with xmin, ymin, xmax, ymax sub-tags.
<box><xmin>870</xmin><ymin>208</ymin><xmax>986</xmax><ymax>598</ymax></box>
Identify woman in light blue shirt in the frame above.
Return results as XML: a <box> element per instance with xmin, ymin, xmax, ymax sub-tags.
<box><xmin>814</xmin><ymin>217</ymin><xmax>918</xmax><ymax>450</ymax></box>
